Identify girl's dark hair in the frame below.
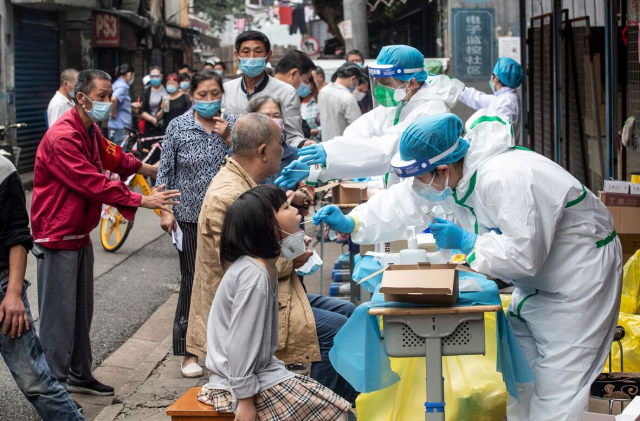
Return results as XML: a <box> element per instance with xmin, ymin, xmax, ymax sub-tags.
<box><xmin>190</xmin><ymin>69</ymin><xmax>224</xmax><ymax>94</ymax></box>
<box><xmin>116</xmin><ymin>63</ymin><xmax>134</xmax><ymax>77</ymax></box>
<box><xmin>220</xmin><ymin>185</ymin><xmax>287</xmax><ymax>266</ymax></box>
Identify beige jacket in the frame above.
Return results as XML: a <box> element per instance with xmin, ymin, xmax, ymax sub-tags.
<box><xmin>186</xmin><ymin>158</ymin><xmax>321</xmax><ymax>364</ymax></box>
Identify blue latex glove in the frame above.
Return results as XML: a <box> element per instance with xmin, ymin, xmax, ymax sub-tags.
<box><xmin>312</xmin><ymin>205</ymin><xmax>355</xmax><ymax>233</ymax></box>
<box><xmin>429</xmin><ymin>217</ymin><xmax>477</xmax><ymax>255</ymax></box>
<box><xmin>275</xmin><ymin>160</ymin><xmax>309</xmax><ymax>189</ymax></box>
<box><xmin>298</xmin><ymin>144</ymin><xmax>327</xmax><ymax>165</ymax></box>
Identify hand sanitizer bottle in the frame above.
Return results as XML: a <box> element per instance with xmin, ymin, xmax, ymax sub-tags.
<box><xmin>399</xmin><ymin>226</ymin><xmax>428</xmax><ymax>264</ymax></box>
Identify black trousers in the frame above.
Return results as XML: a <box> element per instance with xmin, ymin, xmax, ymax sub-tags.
<box><xmin>173</xmin><ymin>221</ymin><xmax>198</xmax><ymax>357</ymax></box>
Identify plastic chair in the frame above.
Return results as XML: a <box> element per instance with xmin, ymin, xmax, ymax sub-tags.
<box><xmin>590</xmin><ymin>326</ymin><xmax>640</xmax><ymax>414</ymax></box>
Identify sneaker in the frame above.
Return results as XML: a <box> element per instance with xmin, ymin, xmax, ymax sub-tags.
<box><xmin>67</xmin><ymin>379</ymin><xmax>115</xmax><ymax>396</ymax></box>
<box><xmin>72</xmin><ymin>400</ymin><xmax>83</xmax><ymax>414</ymax></box>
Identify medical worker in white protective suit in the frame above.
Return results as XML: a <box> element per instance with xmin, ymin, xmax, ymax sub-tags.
<box><xmin>313</xmin><ymin>110</ymin><xmax>623</xmax><ymax>421</ymax></box>
<box><xmin>459</xmin><ymin>57</ymin><xmax>523</xmax><ymax>143</ymax></box>
<box><xmin>275</xmin><ymin>45</ymin><xmax>464</xmax><ymax>189</ymax></box>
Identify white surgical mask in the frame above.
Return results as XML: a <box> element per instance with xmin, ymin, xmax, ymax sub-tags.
<box><xmin>272</xmin><ymin>118</ymin><xmax>285</xmax><ymax>134</ymax></box>
<box><xmin>353</xmin><ymin>90</ymin><xmax>366</xmax><ymax>102</ymax></box>
<box><xmin>279</xmin><ymin>229</ymin><xmax>306</xmax><ymax>260</ymax></box>
<box><xmin>393</xmin><ymin>80</ymin><xmax>410</xmax><ymax>102</ymax></box>
<box><xmin>295</xmin><ymin>250</ymin><xmax>323</xmax><ymax>276</ymax></box>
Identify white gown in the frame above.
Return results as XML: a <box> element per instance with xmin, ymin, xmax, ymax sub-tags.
<box><xmin>349</xmin><ymin>109</ymin><xmax>622</xmax><ymax>421</ymax></box>
<box><xmin>459</xmin><ymin>85</ymin><xmax>520</xmax><ymax>144</ymax></box>
<box><xmin>318</xmin><ymin>75</ymin><xmax>465</xmax><ymax>184</ymax></box>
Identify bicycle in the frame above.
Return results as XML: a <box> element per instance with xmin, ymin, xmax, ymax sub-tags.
<box><xmin>100</xmin><ymin>127</ymin><xmax>164</xmax><ymax>252</ymax></box>
<box><xmin>0</xmin><ymin>122</ymin><xmax>27</xmax><ymax>167</ymax></box>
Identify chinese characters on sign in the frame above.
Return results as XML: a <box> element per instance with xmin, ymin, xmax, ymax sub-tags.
<box><xmin>93</xmin><ymin>12</ymin><xmax>120</xmax><ymax>48</ymax></box>
<box><xmin>452</xmin><ymin>8</ymin><xmax>495</xmax><ymax>81</ymax></box>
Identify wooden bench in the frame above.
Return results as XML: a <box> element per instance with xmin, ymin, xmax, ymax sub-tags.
<box><xmin>166</xmin><ymin>387</ymin><xmax>235</xmax><ymax>420</ymax></box>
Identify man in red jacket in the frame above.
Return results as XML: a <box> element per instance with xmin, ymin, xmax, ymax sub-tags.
<box><xmin>31</xmin><ymin>69</ymin><xmax>180</xmax><ymax>396</ymax></box>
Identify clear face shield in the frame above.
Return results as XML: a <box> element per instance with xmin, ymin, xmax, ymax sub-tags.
<box><xmin>368</xmin><ymin>63</ymin><xmax>424</xmax><ymax>108</ymax></box>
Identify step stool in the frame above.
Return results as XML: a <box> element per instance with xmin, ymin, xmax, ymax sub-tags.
<box><xmin>166</xmin><ymin>387</ymin><xmax>235</xmax><ymax>420</ymax></box>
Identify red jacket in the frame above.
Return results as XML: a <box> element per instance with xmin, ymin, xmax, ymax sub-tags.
<box><xmin>31</xmin><ymin>107</ymin><xmax>143</xmax><ymax>250</ymax></box>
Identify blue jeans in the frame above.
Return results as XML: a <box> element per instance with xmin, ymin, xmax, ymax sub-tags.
<box><xmin>0</xmin><ymin>276</ymin><xmax>84</xmax><ymax>421</ymax></box>
<box><xmin>307</xmin><ymin>293</ymin><xmax>358</xmax><ymax>404</ymax></box>
<box><xmin>108</xmin><ymin>128</ymin><xmax>129</xmax><ymax>147</ymax></box>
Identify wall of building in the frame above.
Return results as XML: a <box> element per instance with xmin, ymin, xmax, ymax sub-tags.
<box><xmin>0</xmin><ymin>0</ymin><xmax>16</xmax><ymax>134</ymax></box>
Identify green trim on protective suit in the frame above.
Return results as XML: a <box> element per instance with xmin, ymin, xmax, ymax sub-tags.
<box><xmin>453</xmin><ymin>171</ymin><xmax>479</xmax><ymax>234</ymax></box>
<box><xmin>596</xmin><ymin>231</ymin><xmax>617</xmax><ymax>248</ymax></box>
<box><xmin>468</xmin><ymin>251</ymin><xmax>476</xmax><ymax>264</ymax></box>
<box><xmin>384</xmin><ymin>102</ymin><xmax>409</xmax><ymax>187</ymax></box>
<box><xmin>509</xmin><ymin>289</ymin><xmax>539</xmax><ymax>323</ymax></box>
<box><xmin>565</xmin><ymin>184</ymin><xmax>587</xmax><ymax>208</ymax></box>
<box><xmin>469</xmin><ymin>115</ymin><xmax>514</xmax><ymax>139</ymax></box>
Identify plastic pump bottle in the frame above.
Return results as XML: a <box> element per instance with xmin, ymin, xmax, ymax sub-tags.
<box><xmin>400</xmin><ymin>226</ymin><xmax>428</xmax><ymax>264</ymax></box>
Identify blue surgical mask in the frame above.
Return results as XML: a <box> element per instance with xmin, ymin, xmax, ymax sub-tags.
<box><xmin>489</xmin><ymin>76</ymin><xmax>495</xmax><ymax>93</ymax></box>
<box><xmin>413</xmin><ymin>174</ymin><xmax>452</xmax><ymax>202</ymax></box>
<box><xmin>296</xmin><ymin>77</ymin><xmax>312</xmax><ymax>98</ymax></box>
<box><xmin>214</xmin><ymin>69</ymin><xmax>224</xmax><ymax>77</ymax></box>
<box><xmin>193</xmin><ymin>99</ymin><xmax>221</xmax><ymax>118</ymax></box>
<box><xmin>180</xmin><ymin>81</ymin><xmax>190</xmax><ymax>91</ymax></box>
<box><xmin>355</xmin><ymin>62</ymin><xmax>363</xmax><ymax>69</ymax></box>
<box><xmin>166</xmin><ymin>85</ymin><xmax>178</xmax><ymax>94</ymax></box>
<box><xmin>240</xmin><ymin>57</ymin><xmax>267</xmax><ymax>78</ymax></box>
<box><xmin>82</xmin><ymin>94</ymin><xmax>112</xmax><ymax>122</ymax></box>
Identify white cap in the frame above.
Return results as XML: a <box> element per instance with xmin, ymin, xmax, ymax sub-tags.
<box><xmin>142</xmin><ymin>75</ymin><xmax>150</xmax><ymax>86</ymax></box>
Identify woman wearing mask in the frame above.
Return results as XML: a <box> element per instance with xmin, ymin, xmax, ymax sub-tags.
<box><xmin>246</xmin><ymin>94</ymin><xmax>314</xmax><ymax>217</ymax></box>
<box><xmin>140</xmin><ymin>66</ymin><xmax>168</xmax><ymax>137</ymax></box>
<box><xmin>179</xmin><ymin>73</ymin><xmax>191</xmax><ymax>94</ymax></box>
<box><xmin>156</xmin><ymin>69</ymin><xmax>237</xmax><ymax>378</ymax></box>
<box><xmin>155</xmin><ymin>73</ymin><xmax>192</xmax><ymax>132</ymax></box>
<box><xmin>108</xmin><ymin>63</ymin><xmax>135</xmax><ymax>145</ymax></box>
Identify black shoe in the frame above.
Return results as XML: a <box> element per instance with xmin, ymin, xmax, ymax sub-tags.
<box><xmin>72</xmin><ymin>400</ymin><xmax>83</xmax><ymax>414</ymax></box>
<box><xmin>67</xmin><ymin>379</ymin><xmax>115</xmax><ymax>396</ymax></box>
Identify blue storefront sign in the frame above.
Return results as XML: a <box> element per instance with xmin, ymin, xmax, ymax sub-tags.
<box><xmin>452</xmin><ymin>8</ymin><xmax>495</xmax><ymax>81</ymax></box>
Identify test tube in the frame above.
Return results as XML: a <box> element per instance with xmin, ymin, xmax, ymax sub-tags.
<box><xmin>421</xmin><ymin>205</ymin><xmax>436</xmax><ymax>223</ymax></box>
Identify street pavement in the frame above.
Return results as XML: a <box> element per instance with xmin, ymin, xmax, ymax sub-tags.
<box><xmin>0</xmin><ymin>190</ymin><xmax>180</xmax><ymax>421</ymax></box>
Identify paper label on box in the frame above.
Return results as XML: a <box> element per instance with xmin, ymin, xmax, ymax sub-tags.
<box><xmin>604</xmin><ymin>180</ymin><xmax>630</xmax><ymax>193</ymax></box>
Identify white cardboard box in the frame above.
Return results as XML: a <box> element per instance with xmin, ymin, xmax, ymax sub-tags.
<box><xmin>605</xmin><ymin>180</ymin><xmax>631</xmax><ymax>194</ymax></box>
<box><xmin>631</xmin><ymin>183</ymin><xmax>640</xmax><ymax>195</ymax></box>
<box><xmin>583</xmin><ymin>396</ymin><xmax>640</xmax><ymax>420</ymax></box>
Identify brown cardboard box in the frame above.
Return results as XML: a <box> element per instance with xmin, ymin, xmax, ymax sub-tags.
<box><xmin>603</xmin><ymin>206</ymin><xmax>640</xmax><ymax>234</ymax></box>
<box><xmin>622</xmin><ymin>208</ymin><xmax>640</xmax><ymax>234</ymax></box>
<box><xmin>377</xmin><ymin>263</ymin><xmax>468</xmax><ymax>305</ymax></box>
<box><xmin>599</xmin><ymin>192</ymin><xmax>640</xmax><ymax>208</ymax></box>
<box><xmin>619</xmin><ymin>234</ymin><xmax>640</xmax><ymax>259</ymax></box>
<box><xmin>332</xmin><ymin>183</ymin><xmax>369</xmax><ymax>207</ymax></box>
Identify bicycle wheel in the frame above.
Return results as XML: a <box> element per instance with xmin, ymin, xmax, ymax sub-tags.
<box><xmin>100</xmin><ymin>205</ymin><xmax>134</xmax><ymax>252</ymax></box>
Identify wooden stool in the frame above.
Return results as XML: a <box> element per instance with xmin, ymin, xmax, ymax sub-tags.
<box><xmin>166</xmin><ymin>387</ymin><xmax>235</xmax><ymax>420</ymax></box>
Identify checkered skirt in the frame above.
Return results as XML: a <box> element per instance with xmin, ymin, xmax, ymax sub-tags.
<box><xmin>197</xmin><ymin>374</ymin><xmax>351</xmax><ymax>421</ymax></box>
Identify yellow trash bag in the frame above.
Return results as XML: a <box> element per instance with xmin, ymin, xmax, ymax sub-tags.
<box><xmin>620</xmin><ymin>251</ymin><xmax>640</xmax><ymax>315</ymax></box>
<box><xmin>605</xmin><ymin>312</ymin><xmax>640</xmax><ymax>373</ymax></box>
<box><xmin>355</xmin><ymin>312</ymin><xmax>508</xmax><ymax>421</ymax></box>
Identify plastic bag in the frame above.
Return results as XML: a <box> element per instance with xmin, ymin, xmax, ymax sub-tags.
<box><xmin>620</xmin><ymin>251</ymin><xmax>640</xmax><ymax>315</ymax></box>
<box><xmin>355</xmin><ymin>312</ymin><xmax>508</xmax><ymax>421</ymax></box>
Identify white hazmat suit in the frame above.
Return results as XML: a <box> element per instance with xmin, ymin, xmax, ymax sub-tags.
<box><xmin>459</xmin><ymin>86</ymin><xmax>520</xmax><ymax>143</ymax></box>
<box><xmin>317</xmin><ymin>75</ymin><xmax>465</xmax><ymax>183</ymax></box>
<box><xmin>349</xmin><ymin>109</ymin><xmax>622</xmax><ymax>421</ymax></box>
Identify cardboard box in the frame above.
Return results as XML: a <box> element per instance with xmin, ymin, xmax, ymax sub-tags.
<box><xmin>331</xmin><ymin>183</ymin><xmax>369</xmax><ymax>207</ymax></box>
<box><xmin>377</xmin><ymin>263</ymin><xmax>472</xmax><ymax>305</ymax></box>
<box><xmin>583</xmin><ymin>396</ymin><xmax>640</xmax><ymax>420</ymax></box>
<box><xmin>603</xmin><ymin>206</ymin><xmax>640</xmax><ymax>234</ymax></box>
<box><xmin>632</xmin><ymin>183</ymin><xmax>640</xmax><ymax>195</ymax></box>
<box><xmin>600</xmin><ymin>192</ymin><xmax>640</xmax><ymax>207</ymax></box>
<box><xmin>604</xmin><ymin>180</ymin><xmax>630</xmax><ymax>194</ymax></box>
<box><xmin>619</xmin><ymin>234</ymin><xmax>640</xmax><ymax>257</ymax></box>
